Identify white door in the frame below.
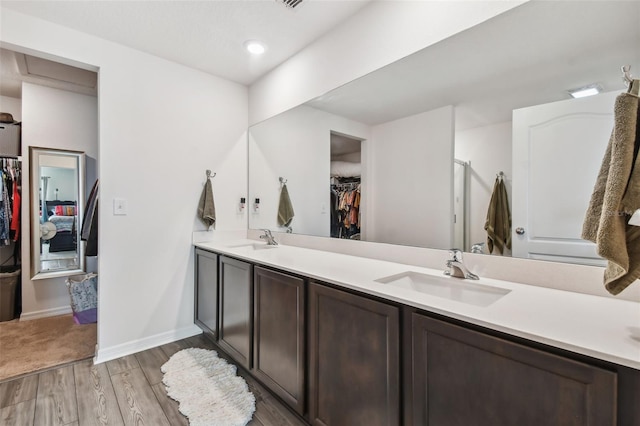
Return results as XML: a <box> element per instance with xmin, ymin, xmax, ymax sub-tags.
<box><xmin>512</xmin><ymin>91</ymin><xmax>618</xmax><ymax>266</ymax></box>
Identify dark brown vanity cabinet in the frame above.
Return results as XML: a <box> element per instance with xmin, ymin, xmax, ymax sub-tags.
<box><xmin>253</xmin><ymin>266</ymin><xmax>306</xmax><ymax>416</ymax></box>
<box><xmin>407</xmin><ymin>313</ymin><xmax>617</xmax><ymax>426</ymax></box>
<box><xmin>308</xmin><ymin>282</ymin><xmax>401</xmax><ymax>426</ymax></box>
<box><xmin>194</xmin><ymin>248</ymin><xmax>218</xmax><ymax>340</ymax></box>
<box><xmin>218</xmin><ymin>256</ymin><xmax>253</xmax><ymax>369</ymax></box>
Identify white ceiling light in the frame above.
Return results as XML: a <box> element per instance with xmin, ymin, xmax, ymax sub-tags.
<box><xmin>244</xmin><ymin>40</ymin><xmax>266</xmax><ymax>55</ymax></box>
<box><xmin>568</xmin><ymin>84</ymin><xmax>602</xmax><ymax>99</ymax></box>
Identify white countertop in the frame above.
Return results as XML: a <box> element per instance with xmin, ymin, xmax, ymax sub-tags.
<box><xmin>195</xmin><ymin>239</ymin><xmax>640</xmax><ymax>370</ymax></box>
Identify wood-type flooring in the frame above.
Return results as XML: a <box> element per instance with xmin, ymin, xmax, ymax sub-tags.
<box><xmin>0</xmin><ymin>334</ymin><xmax>306</xmax><ymax>426</ymax></box>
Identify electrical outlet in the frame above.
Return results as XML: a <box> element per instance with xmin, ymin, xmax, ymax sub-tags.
<box><xmin>113</xmin><ymin>198</ymin><xmax>128</xmax><ymax>215</ymax></box>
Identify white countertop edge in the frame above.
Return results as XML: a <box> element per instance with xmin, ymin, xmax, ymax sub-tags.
<box><xmin>194</xmin><ymin>240</ymin><xmax>640</xmax><ymax>370</ymax></box>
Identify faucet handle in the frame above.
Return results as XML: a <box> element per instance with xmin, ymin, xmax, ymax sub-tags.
<box><xmin>448</xmin><ymin>248</ymin><xmax>463</xmax><ymax>261</ymax></box>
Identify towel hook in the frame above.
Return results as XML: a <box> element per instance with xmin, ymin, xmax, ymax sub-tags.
<box><xmin>497</xmin><ymin>171</ymin><xmax>505</xmax><ymax>180</ymax></box>
<box><xmin>622</xmin><ymin>65</ymin><xmax>633</xmax><ymax>85</ymax></box>
<box><xmin>279</xmin><ymin>176</ymin><xmax>287</xmax><ymax>186</ymax></box>
<box><xmin>206</xmin><ymin>170</ymin><xmax>216</xmax><ymax>179</ymax></box>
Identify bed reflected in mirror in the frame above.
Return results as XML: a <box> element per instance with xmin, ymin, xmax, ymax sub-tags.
<box><xmin>30</xmin><ymin>147</ymin><xmax>86</xmax><ymax>279</ymax></box>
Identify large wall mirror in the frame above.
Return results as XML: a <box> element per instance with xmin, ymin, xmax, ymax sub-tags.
<box><xmin>30</xmin><ymin>147</ymin><xmax>85</xmax><ymax>279</ymax></box>
<box><xmin>248</xmin><ymin>1</ymin><xmax>640</xmax><ymax>266</ymax></box>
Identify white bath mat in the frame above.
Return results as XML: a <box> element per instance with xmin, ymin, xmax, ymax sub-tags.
<box><xmin>161</xmin><ymin>348</ymin><xmax>256</xmax><ymax>426</ymax></box>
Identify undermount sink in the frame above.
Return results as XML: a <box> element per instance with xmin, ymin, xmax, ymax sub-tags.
<box><xmin>228</xmin><ymin>242</ymin><xmax>278</xmax><ymax>251</ymax></box>
<box><xmin>375</xmin><ymin>271</ymin><xmax>510</xmax><ymax>307</ymax></box>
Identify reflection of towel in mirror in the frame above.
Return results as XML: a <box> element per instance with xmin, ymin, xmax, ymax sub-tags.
<box><xmin>198</xmin><ymin>179</ymin><xmax>216</xmax><ymax>230</ymax></box>
<box><xmin>484</xmin><ymin>177</ymin><xmax>511</xmax><ymax>255</ymax></box>
<box><xmin>582</xmin><ymin>92</ymin><xmax>640</xmax><ymax>295</ymax></box>
<box><xmin>277</xmin><ymin>184</ymin><xmax>295</xmax><ymax>227</ymax></box>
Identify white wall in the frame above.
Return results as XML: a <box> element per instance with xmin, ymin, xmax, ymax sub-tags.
<box><xmin>249</xmin><ymin>105</ymin><xmax>370</xmax><ymax>236</ymax></box>
<box><xmin>249</xmin><ymin>1</ymin><xmax>527</xmax><ymax>124</ymax></box>
<box><xmin>455</xmin><ymin>121</ymin><xmax>512</xmax><ymax>254</ymax></box>
<box><xmin>20</xmin><ymin>83</ymin><xmax>98</xmax><ymax>319</ymax></box>
<box><xmin>369</xmin><ymin>106</ymin><xmax>454</xmax><ymax>248</ymax></box>
<box><xmin>41</xmin><ymin>167</ymin><xmax>76</xmax><ymax>201</ymax></box>
<box><xmin>0</xmin><ymin>95</ymin><xmax>21</xmax><ymax>121</ymax></box>
<box><xmin>2</xmin><ymin>8</ymin><xmax>248</xmax><ymax>361</ymax></box>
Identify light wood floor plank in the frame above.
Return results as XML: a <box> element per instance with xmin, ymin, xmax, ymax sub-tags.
<box><xmin>253</xmin><ymin>396</ymin><xmax>305</xmax><ymax>426</ymax></box>
<box><xmin>0</xmin><ymin>398</ymin><xmax>36</xmax><ymax>426</ymax></box>
<box><xmin>150</xmin><ymin>383</ymin><xmax>188</xmax><ymax>426</ymax></box>
<box><xmin>183</xmin><ymin>333</ymin><xmax>217</xmax><ymax>350</ymax></box>
<box><xmin>134</xmin><ymin>347</ymin><xmax>168</xmax><ymax>386</ymax></box>
<box><xmin>110</xmin><ymin>368</ymin><xmax>170</xmax><ymax>426</ymax></box>
<box><xmin>34</xmin><ymin>366</ymin><xmax>78</xmax><ymax>426</ymax></box>
<box><xmin>105</xmin><ymin>356</ymin><xmax>139</xmax><ymax>377</ymax></box>
<box><xmin>158</xmin><ymin>340</ymin><xmax>191</xmax><ymax>359</ymax></box>
<box><xmin>73</xmin><ymin>360</ymin><xmax>124</xmax><ymax>426</ymax></box>
<box><xmin>0</xmin><ymin>375</ymin><xmax>39</xmax><ymax>408</ymax></box>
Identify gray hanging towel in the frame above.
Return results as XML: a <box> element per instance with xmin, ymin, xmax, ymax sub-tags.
<box><xmin>198</xmin><ymin>179</ymin><xmax>216</xmax><ymax>230</ymax></box>
<box><xmin>582</xmin><ymin>92</ymin><xmax>640</xmax><ymax>295</ymax></box>
<box><xmin>484</xmin><ymin>177</ymin><xmax>511</xmax><ymax>255</ymax></box>
<box><xmin>277</xmin><ymin>184</ymin><xmax>295</xmax><ymax>227</ymax></box>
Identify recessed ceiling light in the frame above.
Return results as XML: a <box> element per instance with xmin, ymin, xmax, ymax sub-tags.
<box><xmin>568</xmin><ymin>84</ymin><xmax>602</xmax><ymax>99</ymax></box>
<box><xmin>244</xmin><ymin>40</ymin><xmax>266</xmax><ymax>55</ymax></box>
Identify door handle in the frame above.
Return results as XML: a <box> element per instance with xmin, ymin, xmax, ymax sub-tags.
<box><xmin>515</xmin><ymin>227</ymin><xmax>525</xmax><ymax>235</ymax></box>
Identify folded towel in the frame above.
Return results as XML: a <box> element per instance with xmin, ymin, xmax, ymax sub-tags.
<box><xmin>582</xmin><ymin>92</ymin><xmax>640</xmax><ymax>295</ymax></box>
<box><xmin>484</xmin><ymin>177</ymin><xmax>511</xmax><ymax>255</ymax></box>
<box><xmin>198</xmin><ymin>179</ymin><xmax>216</xmax><ymax>230</ymax></box>
<box><xmin>277</xmin><ymin>184</ymin><xmax>295</xmax><ymax>227</ymax></box>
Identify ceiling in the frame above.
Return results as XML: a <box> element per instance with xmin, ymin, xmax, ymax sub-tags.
<box><xmin>1</xmin><ymin>0</ymin><xmax>371</xmax><ymax>89</ymax></box>
<box><xmin>1</xmin><ymin>48</ymin><xmax>98</xmax><ymax>98</ymax></box>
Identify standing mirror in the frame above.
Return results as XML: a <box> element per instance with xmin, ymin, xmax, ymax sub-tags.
<box><xmin>30</xmin><ymin>147</ymin><xmax>85</xmax><ymax>279</ymax></box>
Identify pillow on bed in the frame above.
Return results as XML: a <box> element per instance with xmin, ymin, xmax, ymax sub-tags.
<box><xmin>54</xmin><ymin>205</ymin><xmax>76</xmax><ymax>216</ymax></box>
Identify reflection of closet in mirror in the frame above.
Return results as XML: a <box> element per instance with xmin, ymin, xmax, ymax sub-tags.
<box><xmin>330</xmin><ymin>132</ymin><xmax>362</xmax><ymax>240</ymax></box>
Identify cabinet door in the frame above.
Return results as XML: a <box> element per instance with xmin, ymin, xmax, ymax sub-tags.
<box><xmin>194</xmin><ymin>249</ymin><xmax>218</xmax><ymax>339</ymax></box>
<box><xmin>253</xmin><ymin>266</ymin><xmax>305</xmax><ymax>415</ymax></box>
<box><xmin>218</xmin><ymin>256</ymin><xmax>253</xmax><ymax>369</ymax></box>
<box><xmin>309</xmin><ymin>282</ymin><xmax>400</xmax><ymax>426</ymax></box>
<box><xmin>409</xmin><ymin>313</ymin><xmax>617</xmax><ymax>426</ymax></box>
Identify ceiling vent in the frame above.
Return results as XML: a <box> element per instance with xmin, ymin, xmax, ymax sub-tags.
<box><xmin>278</xmin><ymin>0</ymin><xmax>304</xmax><ymax>9</ymax></box>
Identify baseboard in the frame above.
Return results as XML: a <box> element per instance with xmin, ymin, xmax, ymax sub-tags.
<box><xmin>20</xmin><ymin>306</ymin><xmax>72</xmax><ymax>321</ymax></box>
<box><xmin>94</xmin><ymin>324</ymin><xmax>202</xmax><ymax>364</ymax></box>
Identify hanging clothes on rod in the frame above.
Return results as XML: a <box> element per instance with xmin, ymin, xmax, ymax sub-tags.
<box><xmin>0</xmin><ymin>157</ymin><xmax>21</xmax><ymax>247</ymax></box>
<box><xmin>330</xmin><ymin>177</ymin><xmax>361</xmax><ymax>239</ymax></box>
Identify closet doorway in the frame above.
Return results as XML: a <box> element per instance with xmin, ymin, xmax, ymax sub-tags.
<box><xmin>330</xmin><ymin>132</ymin><xmax>363</xmax><ymax>240</ymax></box>
<box><xmin>0</xmin><ymin>46</ymin><xmax>99</xmax><ymax>381</ymax></box>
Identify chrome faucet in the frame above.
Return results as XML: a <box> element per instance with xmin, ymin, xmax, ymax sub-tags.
<box><xmin>260</xmin><ymin>229</ymin><xmax>278</xmax><ymax>245</ymax></box>
<box><xmin>444</xmin><ymin>249</ymin><xmax>479</xmax><ymax>280</ymax></box>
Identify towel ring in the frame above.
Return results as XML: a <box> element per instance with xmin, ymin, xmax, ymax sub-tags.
<box><xmin>206</xmin><ymin>170</ymin><xmax>216</xmax><ymax>179</ymax></box>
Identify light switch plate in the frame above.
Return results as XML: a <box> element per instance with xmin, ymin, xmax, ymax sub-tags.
<box><xmin>113</xmin><ymin>198</ymin><xmax>127</xmax><ymax>215</ymax></box>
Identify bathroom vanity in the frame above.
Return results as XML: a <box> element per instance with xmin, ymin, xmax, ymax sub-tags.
<box><xmin>194</xmin><ymin>240</ymin><xmax>640</xmax><ymax>426</ymax></box>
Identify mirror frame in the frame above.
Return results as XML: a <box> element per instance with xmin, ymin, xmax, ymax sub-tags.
<box><xmin>29</xmin><ymin>146</ymin><xmax>86</xmax><ymax>280</ymax></box>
